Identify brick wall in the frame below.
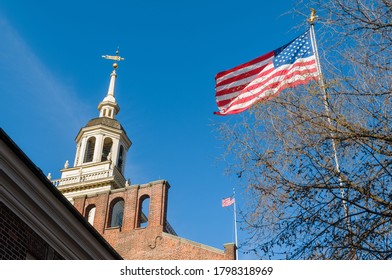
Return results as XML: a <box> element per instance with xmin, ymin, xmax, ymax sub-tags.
<box><xmin>0</xmin><ymin>201</ymin><xmax>64</xmax><ymax>260</ymax></box>
<box><xmin>72</xmin><ymin>180</ymin><xmax>235</xmax><ymax>260</ymax></box>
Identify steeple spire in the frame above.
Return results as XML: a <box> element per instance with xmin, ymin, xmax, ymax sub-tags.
<box><xmin>98</xmin><ymin>50</ymin><xmax>125</xmax><ymax>119</ymax></box>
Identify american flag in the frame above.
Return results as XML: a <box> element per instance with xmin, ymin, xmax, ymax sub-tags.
<box><xmin>214</xmin><ymin>30</ymin><xmax>319</xmax><ymax>116</ymax></box>
<box><xmin>222</xmin><ymin>197</ymin><xmax>235</xmax><ymax>207</ymax></box>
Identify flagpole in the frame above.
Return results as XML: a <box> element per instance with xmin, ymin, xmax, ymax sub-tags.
<box><xmin>308</xmin><ymin>9</ymin><xmax>351</xmax><ymax>229</ymax></box>
<box><xmin>233</xmin><ymin>188</ymin><xmax>239</xmax><ymax>260</ymax></box>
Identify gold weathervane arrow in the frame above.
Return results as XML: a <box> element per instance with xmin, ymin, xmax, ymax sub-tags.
<box><xmin>102</xmin><ymin>54</ymin><xmax>125</xmax><ymax>61</ymax></box>
<box><xmin>102</xmin><ymin>50</ymin><xmax>125</xmax><ymax>62</ymax></box>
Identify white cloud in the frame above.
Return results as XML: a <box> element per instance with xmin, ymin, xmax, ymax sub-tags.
<box><xmin>0</xmin><ymin>17</ymin><xmax>90</xmax><ymax>131</ymax></box>
<box><xmin>0</xmin><ymin>16</ymin><xmax>93</xmax><ymax>177</ymax></box>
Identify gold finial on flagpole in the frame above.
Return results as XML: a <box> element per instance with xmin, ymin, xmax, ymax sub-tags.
<box><xmin>308</xmin><ymin>8</ymin><xmax>317</xmax><ymax>25</ymax></box>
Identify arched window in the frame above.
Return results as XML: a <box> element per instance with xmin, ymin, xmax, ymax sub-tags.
<box><xmin>137</xmin><ymin>195</ymin><xmax>150</xmax><ymax>228</ymax></box>
<box><xmin>108</xmin><ymin>198</ymin><xmax>124</xmax><ymax>228</ymax></box>
<box><xmin>84</xmin><ymin>137</ymin><xmax>96</xmax><ymax>163</ymax></box>
<box><xmin>101</xmin><ymin>137</ymin><xmax>113</xmax><ymax>161</ymax></box>
<box><xmin>118</xmin><ymin>146</ymin><xmax>124</xmax><ymax>172</ymax></box>
<box><xmin>85</xmin><ymin>205</ymin><xmax>96</xmax><ymax>226</ymax></box>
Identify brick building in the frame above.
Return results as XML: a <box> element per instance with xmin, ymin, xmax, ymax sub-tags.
<box><xmin>50</xmin><ymin>56</ymin><xmax>236</xmax><ymax>260</ymax></box>
<box><xmin>0</xmin><ymin>129</ymin><xmax>121</xmax><ymax>260</ymax></box>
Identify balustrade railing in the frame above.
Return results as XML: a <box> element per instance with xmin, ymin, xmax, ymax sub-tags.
<box><xmin>52</xmin><ymin>168</ymin><xmax>124</xmax><ymax>187</ymax></box>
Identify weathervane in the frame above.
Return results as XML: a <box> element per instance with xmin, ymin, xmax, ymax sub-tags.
<box><xmin>102</xmin><ymin>49</ymin><xmax>124</xmax><ymax>69</ymax></box>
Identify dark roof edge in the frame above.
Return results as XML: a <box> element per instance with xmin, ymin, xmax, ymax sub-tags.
<box><xmin>85</xmin><ymin>117</ymin><xmax>128</xmax><ymax>135</ymax></box>
<box><xmin>0</xmin><ymin>128</ymin><xmax>122</xmax><ymax>260</ymax></box>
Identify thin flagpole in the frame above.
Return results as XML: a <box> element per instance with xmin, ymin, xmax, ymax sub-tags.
<box><xmin>308</xmin><ymin>9</ymin><xmax>351</xmax><ymax>229</ymax></box>
<box><xmin>233</xmin><ymin>188</ymin><xmax>239</xmax><ymax>260</ymax></box>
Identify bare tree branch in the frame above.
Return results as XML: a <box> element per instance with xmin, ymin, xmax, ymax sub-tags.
<box><xmin>217</xmin><ymin>0</ymin><xmax>392</xmax><ymax>259</ymax></box>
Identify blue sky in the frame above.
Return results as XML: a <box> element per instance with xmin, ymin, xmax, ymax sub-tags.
<box><xmin>0</xmin><ymin>0</ymin><xmax>305</xmax><ymax>259</ymax></box>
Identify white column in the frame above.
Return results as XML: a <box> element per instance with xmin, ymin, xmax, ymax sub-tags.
<box><xmin>78</xmin><ymin>137</ymin><xmax>88</xmax><ymax>166</ymax></box>
<box><xmin>111</xmin><ymin>138</ymin><xmax>120</xmax><ymax>167</ymax></box>
<box><xmin>93</xmin><ymin>134</ymin><xmax>104</xmax><ymax>162</ymax></box>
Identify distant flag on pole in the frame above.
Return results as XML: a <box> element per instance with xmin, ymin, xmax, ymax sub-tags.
<box><xmin>222</xmin><ymin>196</ymin><xmax>235</xmax><ymax>207</ymax></box>
<box><xmin>214</xmin><ymin>29</ymin><xmax>319</xmax><ymax>116</ymax></box>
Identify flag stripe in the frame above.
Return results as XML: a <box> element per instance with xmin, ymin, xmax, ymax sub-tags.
<box><xmin>216</xmin><ymin>58</ymin><xmax>316</xmax><ymax>104</ymax></box>
<box><xmin>215</xmin><ymin>69</ymin><xmax>319</xmax><ymax>115</ymax></box>
<box><xmin>216</xmin><ymin>69</ymin><xmax>319</xmax><ymax>115</ymax></box>
<box><xmin>220</xmin><ymin>59</ymin><xmax>317</xmax><ymax>106</ymax></box>
<box><xmin>216</xmin><ymin>51</ymin><xmax>274</xmax><ymax>83</ymax></box>
<box><xmin>216</xmin><ymin>57</ymin><xmax>318</xmax><ymax>112</ymax></box>
<box><xmin>214</xmin><ymin>30</ymin><xmax>319</xmax><ymax>116</ymax></box>
<box><xmin>216</xmin><ymin>63</ymin><xmax>275</xmax><ymax>99</ymax></box>
<box><xmin>222</xmin><ymin>197</ymin><xmax>235</xmax><ymax>207</ymax></box>
<box><xmin>215</xmin><ymin>65</ymin><xmax>270</xmax><ymax>93</ymax></box>
<box><xmin>240</xmin><ymin>61</ymin><xmax>317</xmax><ymax>95</ymax></box>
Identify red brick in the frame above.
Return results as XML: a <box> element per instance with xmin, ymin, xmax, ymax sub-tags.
<box><xmin>75</xmin><ymin>180</ymin><xmax>235</xmax><ymax>260</ymax></box>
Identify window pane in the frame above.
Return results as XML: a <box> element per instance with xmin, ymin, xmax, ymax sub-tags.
<box><xmin>84</xmin><ymin>137</ymin><xmax>96</xmax><ymax>163</ymax></box>
<box><xmin>87</xmin><ymin>206</ymin><xmax>96</xmax><ymax>225</ymax></box>
<box><xmin>101</xmin><ymin>138</ymin><xmax>113</xmax><ymax>161</ymax></box>
<box><xmin>110</xmin><ymin>200</ymin><xmax>124</xmax><ymax>227</ymax></box>
<box><xmin>139</xmin><ymin>197</ymin><xmax>150</xmax><ymax>228</ymax></box>
<box><xmin>118</xmin><ymin>146</ymin><xmax>124</xmax><ymax>171</ymax></box>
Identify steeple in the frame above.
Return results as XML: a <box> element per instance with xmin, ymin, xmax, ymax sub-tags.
<box><xmin>99</xmin><ymin>51</ymin><xmax>124</xmax><ymax>119</ymax></box>
<box><xmin>53</xmin><ymin>51</ymin><xmax>131</xmax><ymax>201</ymax></box>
